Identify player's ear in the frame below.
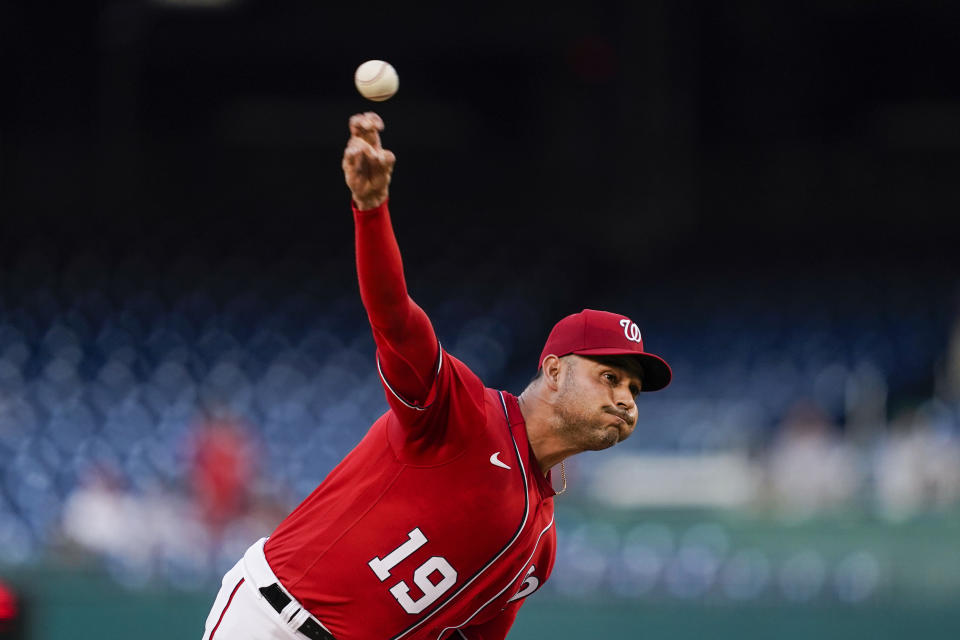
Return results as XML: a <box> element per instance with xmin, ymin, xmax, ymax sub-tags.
<box><xmin>541</xmin><ymin>355</ymin><xmax>562</xmax><ymax>391</ymax></box>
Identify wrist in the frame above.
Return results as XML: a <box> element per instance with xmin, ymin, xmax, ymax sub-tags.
<box><xmin>353</xmin><ymin>194</ymin><xmax>388</xmax><ymax>212</ymax></box>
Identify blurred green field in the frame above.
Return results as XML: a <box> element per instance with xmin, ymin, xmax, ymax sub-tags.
<box><xmin>4</xmin><ymin>576</ymin><xmax>959</xmax><ymax>640</ymax></box>
<box><xmin>3</xmin><ymin>507</ymin><xmax>959</xmax><ymax>639</ymax></box>
<box><xmin>511</xmin><ymin>600</ymin><xmax>960</xmax><ymax>640</ymax></box>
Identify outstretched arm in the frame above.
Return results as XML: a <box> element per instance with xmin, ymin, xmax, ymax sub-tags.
<box><xmin>343</xmin><ymin>112</ymin><xmax>440</xmax><ymax>407</ymax></box>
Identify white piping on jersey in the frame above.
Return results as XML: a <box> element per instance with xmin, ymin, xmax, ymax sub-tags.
<box><xmin>389</xmin><ymin>391</ymin><xmax>531</xmax><ymax>640</ymax></box>
<box><xmin>376</xmin><ymin>341</ymin><xmax>444</xmax><ymax>411</ymax></box>
<box><xmin>455</xmin><ymin>632</ymin><xmax>468</xmax><ymax>640</ymax></box>
<box><xmin>435</xmin><ymin>514</ymin><xmax>555</xmax><ymax>640</ymax></box>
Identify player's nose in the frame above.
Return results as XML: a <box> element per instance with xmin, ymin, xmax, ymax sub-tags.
<box><xmin>614</xmin><ymin>389</ymin><xmax>636</xmax><ymax>416</ymax></box>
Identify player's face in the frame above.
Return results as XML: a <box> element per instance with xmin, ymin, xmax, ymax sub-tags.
<box><xmin>553</xmin><ymin>355</ymin><xmax>640</xmax><ymax>451</ymax></box>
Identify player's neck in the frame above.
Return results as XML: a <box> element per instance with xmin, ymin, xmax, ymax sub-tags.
<box><xmin>517</xmin><ymin>388</ymin><xmax>578</xmax><ymax>475</ymax></box>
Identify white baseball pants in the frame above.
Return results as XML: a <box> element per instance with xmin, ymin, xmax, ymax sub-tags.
<box><xmin>201</xmin><ymin>538</ymin><xmax>334</xmax><ymax>640</ymax></box>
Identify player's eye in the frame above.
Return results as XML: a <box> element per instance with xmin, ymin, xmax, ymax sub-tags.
<box><xmin>603</xmin><ymin>372</ymin><xmax>618</xmax><ymax>384</ymax></box>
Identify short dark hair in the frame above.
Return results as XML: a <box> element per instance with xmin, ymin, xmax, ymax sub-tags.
<box><xmin>528</xmin><ymin>353</ymin><xmax>576</xmax><ymax>384</ymax></box>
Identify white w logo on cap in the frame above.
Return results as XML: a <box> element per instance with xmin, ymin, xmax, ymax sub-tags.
<box><xmin>619</xmin><ymin>318</ymin><xmax>642</xmax><ymax>343</ymax></box>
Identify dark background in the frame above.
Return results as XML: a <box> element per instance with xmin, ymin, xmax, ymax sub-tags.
<box><xmin>4</xmin><ymin>0</ymin><xmax>958</xmax><ymax>266</ymax></box>
<box><xmin>1</xmin><ymin>0</ymin><xmax>958</xmax><ymax>407</ymax></box>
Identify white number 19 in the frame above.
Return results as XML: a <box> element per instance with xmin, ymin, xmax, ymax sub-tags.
<box><xmin>368</xmin><ymin>528</ymin><xmax>458</xmax><ymax>614</ymax></box>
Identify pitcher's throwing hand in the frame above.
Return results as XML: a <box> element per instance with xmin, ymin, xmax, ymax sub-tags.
<box><xmin>342</xmin><ymin>111</ymin><xmax>395</xmax><ymax>211</ymax></box>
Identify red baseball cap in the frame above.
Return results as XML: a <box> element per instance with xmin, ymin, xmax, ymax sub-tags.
<box><xmin>538</xmin><ymin>309</ymin><xmax>672</xmax><ymax>392</ymax></box>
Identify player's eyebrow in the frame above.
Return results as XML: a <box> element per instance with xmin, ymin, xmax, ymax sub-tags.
<box><xmin>587</xmin><ymin>355</ymin><xmax>645</xmax><ymax>389</ymax></box>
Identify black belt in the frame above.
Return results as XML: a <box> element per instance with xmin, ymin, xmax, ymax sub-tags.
<box><xmin>259</xmin><ymin>583</ymin><xmax>336</xmax><ymax>640</ymax></box>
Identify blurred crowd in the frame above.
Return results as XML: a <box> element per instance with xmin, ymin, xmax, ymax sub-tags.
<box><xmin>0</xmin><ymin>246</ymin><xmax>958</xmax><ymax>596</ymax></box>
<box><xmin>760</xmin><ymin>394</ymin><xmax>960</xmax><ymax>522</ymax></box>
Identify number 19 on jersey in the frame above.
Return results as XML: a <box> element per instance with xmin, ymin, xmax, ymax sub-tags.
<box><xmin>368</xmin><ymin>528</ymin><xmax>458</xmax><ymax>614</ymax></box>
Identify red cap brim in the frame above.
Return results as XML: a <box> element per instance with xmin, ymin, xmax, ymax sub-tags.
<box><xmin>572</xmin><ymin>348</ymin><xmax>673</xmax><ymax>392</ymax></box>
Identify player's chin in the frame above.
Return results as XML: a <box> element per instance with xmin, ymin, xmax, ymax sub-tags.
<box><xmin>589</xmin><ymin>425</ymin><xmax>622</xmax><ymax>450</ymax></box>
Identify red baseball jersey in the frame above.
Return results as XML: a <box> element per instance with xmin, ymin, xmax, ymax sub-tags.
<box><xmin>264</xmin><ymin>349</ymin><xmax>557</xmax><ymax>640</ymax></box>
<box><xmin>263</xmin><ymin>200</ymin><xmax>557</xmax><ymax>640</ymax></box>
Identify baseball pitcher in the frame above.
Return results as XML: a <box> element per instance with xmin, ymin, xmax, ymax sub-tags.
<box><xmin>201</xmin><ymin>112</ymin><xmax>672</xmax><ymax>640</ymax></box>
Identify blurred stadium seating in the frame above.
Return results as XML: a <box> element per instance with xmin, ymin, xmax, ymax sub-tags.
<box><xmin>1</xmin><ymin>243</ymin><xmax>958</xmax><ymax>606</ymax></box>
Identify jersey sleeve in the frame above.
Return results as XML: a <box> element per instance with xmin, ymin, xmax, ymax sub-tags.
<box><xmin>354</xmin><ymin>200</ymin><xmax>485</xmax><ymax>457</ymax></box>
<box><xmin>450</xmin><ymin>600</ymin><xmax>523</xmax><ymax>640</ymax></box>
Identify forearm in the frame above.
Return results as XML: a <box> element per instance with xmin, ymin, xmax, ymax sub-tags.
<box><xmin>354</xmin><ymin>200</ymin><xmax>439</xmax><ymax>401</ymax></box>
<box><xmin>354</xmin><ymin>199</ymin><xmax>410</xmax><ymax>331</ymax></box>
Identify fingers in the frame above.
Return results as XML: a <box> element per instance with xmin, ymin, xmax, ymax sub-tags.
<box><xmin>343</xmin><ymin>137</ymin><xmax>393</xmax><ymax>175</ymax></box>
<box><xmin>344</xmin><ymin>113</ymin><xmax>393</xmax><ymax>196</ymax></box>
<box><xmin>348</xmin><ymin>111</ymin><xmax>384</xmax><ymax>148</ymax></box>
<box><xmin>342</xmin><ymin>144</ymin><xmax>364</xmax><ymax>178</ymax></box>
<box><xmin>343</xmin><ymin>137</ymin><xmax>368</xmax><ymax>168</ymax></box>
<box><xmin>382</xmin><ymin>148</ymin><xmax>396</xmax><ymax>172</ymax></box>
<box><xmin>345</xmin><ymin>136</ymin><xmax>391</xmax><ymax>164</ymax></box>
<box><xmin>349</xmin><ymin>111</ymin><xmax>384</xmax><ymax>132</ymax></box>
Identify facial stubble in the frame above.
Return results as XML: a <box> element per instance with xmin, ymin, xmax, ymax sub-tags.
<box><xmin>554</xmin><ymin>368</ymin><xmax>622</xmax><ymax>451</ymax></box>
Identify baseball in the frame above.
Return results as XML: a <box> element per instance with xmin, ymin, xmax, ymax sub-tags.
<box><xmin>354</xmin><ymin>60</ymin><xmax>399</xmax><ymax>102</ymax></box>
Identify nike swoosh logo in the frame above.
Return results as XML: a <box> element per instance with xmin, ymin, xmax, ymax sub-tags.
<box><xmin>490</xmin><ymin>452</ymin><xmax>511</xmax><ymax>470</ymax></box>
